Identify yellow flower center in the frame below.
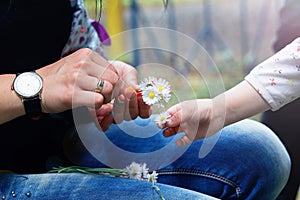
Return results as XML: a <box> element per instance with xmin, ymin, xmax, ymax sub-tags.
<box><xmin>157</xmin><ymin>85</ymin><xmax>163</xmax><ymax>92</ymax></box>
<box><xmin>149</xmin><ymin>176</ymin><xmax>154</xmax><ymax>182</ymax></box>
<box><xmin>148</xmin><ymin>92</ymin><xmax>155</xmax><ymax>99</ymax></box>
<box><xmin>133</xmin><ymin>170</ymin><xmax>138</xmax><ymax>176</ymax></box>
<box><xmin>160</xmin><ymin>116</ymin><xmax>166</xmax><ymax>121</ymax></box>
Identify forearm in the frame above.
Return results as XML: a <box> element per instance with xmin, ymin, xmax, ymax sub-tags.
<box><xmin>0</xmin><ymin>74</ymin><xmax>25</xmax><ymax>124</ymax></box>
<box><xmin>213</xmin><ymin>80</ymin><xmax>271</xmax><ymax>127</ymax></box>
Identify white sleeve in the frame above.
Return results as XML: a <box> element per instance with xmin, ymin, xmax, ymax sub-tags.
<box><xmin>245</xmin><ymin>37</ymin><xmax>300</xmax><ymax>111</ymax></box>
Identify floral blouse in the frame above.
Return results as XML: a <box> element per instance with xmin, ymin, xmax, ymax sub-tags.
<box><xmin>62</xmin><ymin>0</ymin><xmax>110</xmax><ymax>57</ymax></box>
<box><xmin>245</xmin><ymin>37</ymin><xmax>300</xmax><ymax>111</ymax></box>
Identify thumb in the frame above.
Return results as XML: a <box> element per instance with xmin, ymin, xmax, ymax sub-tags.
<box><xmin>165</xmin><ymin>104</ymin><xmax>182</xmax><ymax>127</ymax></box>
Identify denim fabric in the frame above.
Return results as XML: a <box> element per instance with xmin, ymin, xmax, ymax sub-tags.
<box><xmin>66</xmin><ymin>113</ymin><xmax>290</xmax><ymax>200</ymax></box>
<box><xmin>0</xmin><ymin>173</ymin><xmax>218</xmax><ymax>200</ymax></box>
<box><xmin>0</xmin><ymin>116</ymin><xmax>289</xmax><ymax>199</ymax></box>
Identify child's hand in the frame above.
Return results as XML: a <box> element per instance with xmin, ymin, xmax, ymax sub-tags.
<box><xmin>159</xmin><ymin>99</ymin><xmax>225</xmax><ymax>146</ymax></box>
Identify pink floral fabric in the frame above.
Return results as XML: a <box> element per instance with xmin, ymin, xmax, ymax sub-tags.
<box><xmin>245</xmin><ymin>37</ymin><xmax>300</xmax><ymax>111</ymax></box>
<box><xmin>61</xmin><ymin>0</ymin><xmax>110</xmax><ymax>57</ymax></box>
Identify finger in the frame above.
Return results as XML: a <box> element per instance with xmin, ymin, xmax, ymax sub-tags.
<box><xmin>110</xmin><ymin>60</ymin><xmax>138</xmax><ymax>86</ymax></box>
<box><xmin>92</xmin><ymin>52</ymin><xmax>118</xmax><ymax>75</ymax></box>
<box><xmin>121</xmin><ymin>70</ymin><xmax>138</xmax><ymax>89</ymax></box>
<box><xmin>98</xmin><ymin>67</ymin><xmax>119</xmax><ymax>87</ymax></box>
<box><xmin>99</xmin><ymin>114</ymin><xmax>114</xmax><ymax>131</ymax></box>
<box><xmin>81</xmin><ymin>56</ymin><xmax>119</xmax><ymax>86</ymax></box>
<box><xmin>76</xmin><ymin>75</ymin><xmax>98</xmax><ymax>91</ymax></box>
<box><xmin>165</xmin><ymin>110</ymin><xmax>181</xmax><ymax>128</ymax></box>
<box><xmin>137</xmin><ymin>91</ymin><xmax>151</xmax><ymax>118</ymax></box>
<box><xmin>109</xmin><ymin>61</ymin><xmax>139</xmax><ymax>96</ymax></box>
<box><xmin>166</xmin><ymin>103</ymin><xmax>182</xmax><ymax>116</ymax></box>
<box><xmin>73</xmin><ymin>90</ymin><xmax>104</xmax><ymax>109</ymax></box>
<box><xmin>88</xmin><ymin>107</ymin><xmax>103</xmax><ymax>131</ymax></box>
<box><xmin>76</xmin><ymin>75</ymin><xmax>113</xmax><ymax>101</ymax></box>
<box><xmin>112</xmin><ymin>94</ymin><xmax>126</xmax><ymax>124</ymax></box>
<box><xmin>90</xmin><ymin>54</ymin><xmax>120</xmax><ymax>86</ymax></box>
<box><xmin>92</xmin><ymin>103</ymin><xmax>113</xmax><ymax>131</ymax></box>
<box><xmin>95</xmin><ymin>103</ymin><xmax>113</xmax><ymax>117</ymax></box>
<box><xmin>92</xmin><ymin>79</ymin><xmax>113</xmax><ymax>95</ymax></box>
<box><xmin>111</xmin><ymin>78</ymin><xmax>124</xmax><ymax>100</ymax></box>
<box><xmin>176</xmin><ymin>135</ymin><xmax>193</xmax><ymax>146</ymax></box>
<box><xmin>124</xmin><ymin>91</ymin><xmax>139</xmax><ymax>121</ymax></box>
<box><xmin>111</xmin><ymin>79</ymin><xmax>136</xmax><ymax>100</ymax></box>
<box><xmin>88</xmin><ymin>107</ymin><xmax>111</xmax><ymax>132</ymax></box>
<box><xmin>93</xmin><ymin>79</ymin><xmax>114</xmax><ymax>104</ymax></box>
<box><xmin>162</xmin><ymin>127</ymin><xmax>179</xmax><ymax>137</ymax></box>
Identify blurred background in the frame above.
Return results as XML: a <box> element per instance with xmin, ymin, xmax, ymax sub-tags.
<box><xmin>85</xmin><ymin>0</ymin><xmax>299</xmax><ymax>199</ymax></box>
<box><xmin>85</xmin><ymin>0</ymin><xmax>282</xmax><ymax>100</ymax></box>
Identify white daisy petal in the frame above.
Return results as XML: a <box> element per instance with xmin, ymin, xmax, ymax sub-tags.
<box><xmin>138</xmin><ymin>76</ymin><xmax>157</xmax><ymax>90</ymax></box>
<box><xmin>141</xmin><ymin>86</ymin><xmax>160</xmax><ymax>105</ymax></box>
<box><xmin>154</xmin><ymin>78</ymin><xmax>171</xmax><ymax>103</ymax></box>
<box><xmin>125</xmin><ymin>162</ymin><xmax>142</xmax><ymax>180</ymax></box>
<box><xmin>155</xmin><ymin>112</ymin><xmax>170</xmax><ymax>125</ymax></box>
<box><xmin>141</xmin><ymin>163</ymin><xmax>149</xmax><ymax>179</ymax></box>
<box><xmin>148</xmin><ymin>171</ymin><xmax>159</xmax><ymax>183</ymax></box>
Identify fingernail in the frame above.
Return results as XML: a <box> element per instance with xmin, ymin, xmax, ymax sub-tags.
<box><xmin>125</xmin><ymin>86</ymin><xmax>136</xmax><ymax>99</ymax></box>
<box><xmin>116</xmin><ymin>95</ymin><xmax>125</xmax><ymax>106</ymax></box>
<box><xmin>97</xmin><ymin>116</ymin><xmax>104</xmax><ymax>121</ymax></box>
<box><xmin>137</xmin><ymin>90</ymin><xmax>142</xmax><ymax>98</ymax></box>
<box><xmin>126</xmin><ymin>86</ymin><xmax>135</xmax><ymax>92</ymax></box>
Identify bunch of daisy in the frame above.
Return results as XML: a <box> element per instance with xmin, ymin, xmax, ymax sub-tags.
<box><xmin>125</xmin><ymin>162</ymin><xmax>163</xmax><ymax>199</ymax></box>
<box><xmin>125</xmin><ymin>162</ymin><xmax>158</xmax><ymax>183</ymax></box>
<box><xmin>49</xmin><ymin>162</ymin><xmax>164</xmax><ymax>200</ymax></box>
<box><xmin>138</xmin><ymin>76</ymin><xmax>171</xmax><ymax>106</ymax></box>
<box><xmin>138</xmin><ymin>76</ymin><xmax>172</xmax><ymax>125</ymax></box>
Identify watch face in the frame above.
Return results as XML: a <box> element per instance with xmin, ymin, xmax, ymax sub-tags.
<box><xmin>13</xmin><ymin>72</ymin><xmax>43</xmax><ymax>98</ymax></box>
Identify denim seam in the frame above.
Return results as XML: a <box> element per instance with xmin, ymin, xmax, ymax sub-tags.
<box><xmin>157</xmin><ymin>169</ymin><xmax>241</xmax><ymax>199</ymax></box>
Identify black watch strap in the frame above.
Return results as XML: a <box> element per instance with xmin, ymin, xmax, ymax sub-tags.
<box><xmin>23</xmin><ymin>96</ymin><xmax>42</xmax><ymax>119</ymax></box>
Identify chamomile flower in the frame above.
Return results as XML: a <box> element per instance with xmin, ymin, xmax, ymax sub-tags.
<box><xmin>155</xmin><ymin>112</ymin><xmax>170</xmax><ymax>125</ymax></box>
<box><xmin>147</xmin><ymin>171</ymin><xmax>159</xmax><ymax>183</ymax></box>
<box><xmin>155</xmin><ymin>78</ymin><xmax>171</xmax><ymax>103</ymax></box>
<box><xmin>125</xmin><ymin>162</ymin><xmax>142</xmax><ymax>180</ymax></box>
<box><xmin>141</xmin><ymin>86</ymin><xmax>160</xmax><ymax>105</ymax></box>
<box><xmin>138</xmin><ymin>76</ymin><xmax>157</xmax><ymax>91</ymax></box>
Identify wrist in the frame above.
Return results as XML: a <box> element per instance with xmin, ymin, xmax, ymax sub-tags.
<box><xmin>207</xmin><ymin>97</ymin><xmax>227</xmax><ymax>136</ymax></box>
<box><xmin>219</xmin><ymin>81</ymin><xmax>270</xmax><ymax>127</ymax></box>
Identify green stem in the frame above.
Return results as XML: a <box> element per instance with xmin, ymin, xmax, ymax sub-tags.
<box><xmin>152</xmin><ymin>185</ymin><xmax>165</xmax><ymax>200</ymax></box>
<box><xmin>48</xmin><ymin>166</ymin><xmax>127</xmax><ymax>177</ymax></box>
<box><xmin>49</xmin><ymin>166</ymin><xmax>165</xmax><ymax>200</ymax></box>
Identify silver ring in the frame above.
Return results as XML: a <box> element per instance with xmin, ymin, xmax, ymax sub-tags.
<box><xmin>95</xmin><ymin>79</ymin><xmax>104</xmax><ymax>93</ymax></box>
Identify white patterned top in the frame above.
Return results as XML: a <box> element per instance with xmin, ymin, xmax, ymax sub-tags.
<box><xmin>245</xmin><ymin>37</ymin><xmax>300</xmax><ymax>111</ymax></box>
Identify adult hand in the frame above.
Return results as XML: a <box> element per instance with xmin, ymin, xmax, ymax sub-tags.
<box><xmin>37</xmin><ymin>48</ymin><xmax>119</xmax><ymax>113</ymax></box>
<box><xmin>159</xmin><ymin>99</ymin><xmax>225</xmax><ymax>146</ymax></box>
<box><xmin>109</xmin><ymin>61</ymin><xmax>151</xmax><ymax>124</ymax></box>
<box><xmin>89</xmin><ymin>61</ymin><xmax>151</xmax><ymax>131</ymax></box>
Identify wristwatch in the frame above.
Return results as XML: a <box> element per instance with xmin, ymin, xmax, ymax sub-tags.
<box><xmin>12</xmin><ymin>71</ymin><xmax>43</xmax><ymax>118</ymax></box>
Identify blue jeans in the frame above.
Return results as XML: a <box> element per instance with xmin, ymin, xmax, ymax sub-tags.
<box><xmin>0</xmin><ymin>173</ymin><xmax>217</xmax><ymax>200</ymax></box>
<box><xmin>0</xmin><ymin>118</ymin><xmax>290</xmax><ymax>200</ymax></box>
